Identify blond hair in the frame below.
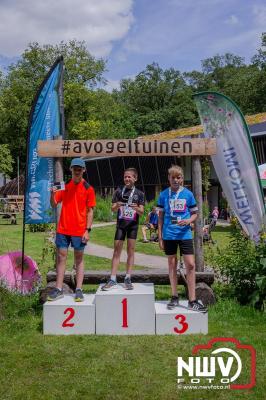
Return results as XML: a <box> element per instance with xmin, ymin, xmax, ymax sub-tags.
<box><xmin>168</xmin><ymin>165</ymin><xmax>184</xmax><ymax>178</ymax></box>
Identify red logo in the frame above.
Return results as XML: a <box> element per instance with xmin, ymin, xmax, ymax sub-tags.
<box><xmin>177</xmin><ymin>337</ymin><xmax>256</xmax><ymax>390</ymax></box>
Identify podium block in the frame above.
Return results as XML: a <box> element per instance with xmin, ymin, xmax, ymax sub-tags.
<box><xmin>155</xmin><ymin>301</ymin><xmax>208</xmax><ymax>335</ymax></box>
<box><xmin>43</xmin><ymin>294</ymin><xmax>95</xmax><ymax>335</ymax></box>
<box><xmin>95</xmin><ymin>283</ymin><xmax>155</xmax><ymax>335</ymax></box>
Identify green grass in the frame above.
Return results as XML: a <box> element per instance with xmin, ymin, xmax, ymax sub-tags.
<box><xmin>0</xmin><ymin>221</ymin><xmax>142</xmax><ymax>279</ymax></box>
<box><xmin>0</xmin><ymin>220</ymin><xmax>264</xmax><ymax>399</ymax></box>
<box><xmin>90</xmin><ymin>224</ymin><xmax>232</xmax><ymax>260</ymax></box>
<box><xmin>0</xmin><ymin>288</ymin><xmax>265</xmax><ymax>400</ymax></box>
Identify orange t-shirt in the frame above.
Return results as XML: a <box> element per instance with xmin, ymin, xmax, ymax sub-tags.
<box><xmin>54</xmin><ymin>179</ymin><xmax>96</xmax><ymax>236</ymax></box>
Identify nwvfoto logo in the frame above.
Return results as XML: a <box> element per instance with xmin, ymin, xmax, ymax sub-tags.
<box><xmin>177</xmin><ymin>338</ymin><xmax>256</xmax><ymax>390</ymax></box>
<box><xmin>28</xmin><ymin>192</ymin><xmax>42</xmax><ymax>220</ymax></box>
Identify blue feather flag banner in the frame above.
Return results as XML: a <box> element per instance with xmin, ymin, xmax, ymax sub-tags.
<box><xmin>25</xmin><ymin>58</ymin><xmax>63</xmax><ymax>224</ymax></box>
<box><xmin>194</xmin><ymin>91</ymin><xmax>265</xmax><ymax>242</ymax></box>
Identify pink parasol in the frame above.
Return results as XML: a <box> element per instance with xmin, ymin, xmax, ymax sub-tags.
<box><xmin>0</xmin><ymin>251</ymin><xmax>41</xmax><ymax>294</ymax></box>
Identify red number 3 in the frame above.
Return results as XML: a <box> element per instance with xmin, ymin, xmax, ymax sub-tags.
<box><xmin>62</xmin><ymin>307</ymin><xmax>75</xmax><ymax>328</ymax></box>
<box><xmin>174</xmin><ymin>314</ymin><xmax>188</xmax><ymax>334</ymax></box>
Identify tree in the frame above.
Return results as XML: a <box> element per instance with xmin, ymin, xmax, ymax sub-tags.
<box><xmin>0</xmin><ymin>41</ymin><xmax>106</xmax><ymax>177</ymax></box>
<box><xmin>251</xmin><ymin>32</ymin><xmax>266</xmax><ymax>69</ymax></box>
<box><xmin>116</xmin><ymin>63</ymin><xmax>199</xmax><ymax>135</ymax></box>
<box><xmin>0</xmin><ymin>144</ymin><xmax>13</xmax><ymax>176</ymax></box>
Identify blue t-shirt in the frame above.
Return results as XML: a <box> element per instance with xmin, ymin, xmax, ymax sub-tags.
<box><xmin>157</xmin><ymin>187</ymin><xmax>198</xmax><ymax>240</ymax></box>
<box><xmin>149</xmin><ymin>212</ymin><xmax>158</xmax><ymax>226</ymax></box>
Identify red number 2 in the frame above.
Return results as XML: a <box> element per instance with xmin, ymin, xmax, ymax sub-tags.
<box><xmin>174</xmin><ymin>314</ymin><xmax>188</xmax><ymax>334</ymax></box>
<box><xmin>62</xmin><ymin>307</ymin><xmax>75</xmax><ymax>328</ymax></box>
<box><xmin>122</xmin><ymin>298</ymin><xmax>128</xmax><ymax>328</ymax></box>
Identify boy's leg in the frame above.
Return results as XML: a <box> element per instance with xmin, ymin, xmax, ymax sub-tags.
<box><xmin>56</xmin><ymin>247</ymin><xmax>68</xmax><ymax>288</ymax></box>
<box><xmin>111</xmin><ymin>240</ymin><xmax>124</xmax><ymax>275</ymax></box>
<box><xmin>182</xmin><ymin>254</ymin><xmax>196</xmax><ymax>302</ymax></box>
<box><xmin>142</xmin><ymin>225</ymin><xmax>149</xmax><ymax>242</ymax></box>
<box><xmin>168</xmin><ymin>255</ymin><xmax>178</xmax><ymax>296</ymax></box>
<box><xmin>74</xmin><ymin>249</ymin><xmax>85</xmax><ymax>289</ymax></box>
<box><xmin>126</xmin><ymin>238</ymin><xmax>136</xmax><ymax>275</ymax></box>
<box><xmin>47</xmin><ymin>245</ymin><xmax>67</xmax><ymax>301</ymax></box>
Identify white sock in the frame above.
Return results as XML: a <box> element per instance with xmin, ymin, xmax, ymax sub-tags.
<box><xmin>56</xmin><ymin>287</ymin><xmax>62</xmax><ymax>291</ymax></box>
<box><xmin>125</xmin><ymin>273</ymin><xmax>131</xmax><ymax>279</ymax></box>
<box><xmin>111</xmin><ymin>275</ymin><xmax>117</xmax><ymax>282</ymax></box>
<box><xmin>76</xmin><ymin>288</ymin><xmax>82</xmax><ymax>291</ymax></box>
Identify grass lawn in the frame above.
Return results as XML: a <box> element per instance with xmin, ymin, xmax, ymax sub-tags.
<box><xmin>0</xmin><ymin>220</ymin><xmax>143</xmax><ymax>276</ymax></box>
<box><xmin>90</xmin><ymin>223</ymin><xmax>232</xmax><ymax>261</ymax></box>
<box><xmin>0</xmin><ymin>219</ymin><xmax>264</xmax><ymax>399</ymax></box>
<box><xmin>0</xmin><ymin>288</ymin><xmax>265</xmax><ymax>400</ymax></box>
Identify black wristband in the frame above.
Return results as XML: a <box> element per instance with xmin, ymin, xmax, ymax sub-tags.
<box><xmin>87</xmin><ymin>228</ymin><xmax>92</xmax><ymax>232</ymax></box>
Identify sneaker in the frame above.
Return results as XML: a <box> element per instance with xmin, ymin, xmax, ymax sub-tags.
<box><xmin>124</xmin><ymin>277</ymin><xmax>134</xmax><ymax>290</ymax></box>
<box><xmin>101</xmin><ymin>279</ymin><xmax>118</xmax><ymax>291</ymax></box>
<box><xmin>47</xmin><ymin>288</ymin><xmax>63</xmax><ymax>301</ymax></box>
<box><xmin>75</xmin><ymin>288</ymin><xmax>84</xmax><ymax>302</ymax></box>
<box><xmin>167</xmin><ymin>295</ymin><xmax>179</xmax><ymax>310</ymax></box>
<box><xmin>142</xmin><ymin>239</ymin><xmax>149</xmax><ymax>243</ymax></box>
<box><xmin>188</xmin><ymin>300</ymin><xmax>208</xmax><ymax>313</ymax></box>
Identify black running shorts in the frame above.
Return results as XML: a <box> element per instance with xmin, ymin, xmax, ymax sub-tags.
<box><xmin>114</xmin><ymin>225</ymin><xmax>138</xmax><ymax>241</ymax></box>
<box><xmin>163</xmin><ymin>239</ymin><xmax>194</xmax><ymax>256</ymax></box>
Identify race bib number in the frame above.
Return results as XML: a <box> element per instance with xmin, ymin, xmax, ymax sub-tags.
<box><xmin>170</xmin><ymin>199</ymin><xmax>186</xmax><ymax>212</ymax></box>
<box><xmin>119</xmin><ymin>206</ymin><xmax>137</xmax><ymax>221</ymax></box>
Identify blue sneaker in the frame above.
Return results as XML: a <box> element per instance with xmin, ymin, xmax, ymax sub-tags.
<box><xmin>47</xmin><ymin>288</ymin><xmax>63</xmax><ymax>301</ymax></box>
<box><xmin>75</xmin><ymin>288</ymin><xmax>84</xmax><ymax>302</ymax></box>
<box><xmin>101</xmin><ymin>279</ymin><xmax>118</xmax><ymax>291</ymax></box>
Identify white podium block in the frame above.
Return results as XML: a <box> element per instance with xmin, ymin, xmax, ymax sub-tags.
<box><xmin>43</xmin><ymin>294</ymin><xmax>95</xmax><ymax>335</ymax></box>
<box><xmin>95</xmin><ymin>283</ymin><xmax>155</xmax><ymax>335</ymax></box>
<box><xmin>155</xmin><ymin>301</ymin><xmax>208</xmax><ymax>335</ymax></box>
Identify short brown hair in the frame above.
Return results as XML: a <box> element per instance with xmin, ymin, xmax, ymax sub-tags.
<box><xmin>124</xmin><ymin>167</ymin><xmax>138</xmax><ymax>178</ymax></box>
<box><xmin>168</xmin><ymin>165</ymin><xmax>183</xmax><ymax>177</ymax></box>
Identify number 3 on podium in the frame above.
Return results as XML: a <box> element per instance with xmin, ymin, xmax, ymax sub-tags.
<box><xmin>174</xmin><ymin>314</ymin><xmax>188</xmax><ymax>334</ymax></box>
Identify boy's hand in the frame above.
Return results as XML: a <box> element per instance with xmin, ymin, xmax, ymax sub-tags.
<box><xmin>159</xmin><ymin>238</ymin><xmax>164</xmax><ymax>250</ymax></box>
<box><xmin>177</xmin><ymin>219</ymin><xmax>191</xmax><ymax>226</ymax></box>
<box><xmin>82</xmin><ymin>230</ymin><xmax>90</xmax><ymax>243</ymax></box>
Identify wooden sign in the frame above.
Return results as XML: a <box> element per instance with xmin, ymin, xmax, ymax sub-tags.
<box><xmin>38</xmin><ymin>138</ymin><xmax>216</xmax><ymax>157</ymax></box>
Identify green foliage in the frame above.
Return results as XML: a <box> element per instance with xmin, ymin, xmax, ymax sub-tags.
<box><xmin>27</xmin><ymin>223</ymin><xmax>54</xmax><ymax>232</ymax></box>
<box><xmin>0</xmin><ymin>41</ymin><xmax>106</xmax><ymax>177</ymax></box>
<box><xmin>212</xmin><ymin>222</ymin><xmax>266</xmax><ymax>309</ymax></box>
<box><xmin>202</xmin><ymin>201</ymin><xmax>210</xmax><ymax>220</ymax></box>
<box><xmin>0</xmin><ymin>144</ymin><xmax>13</xmax><ymax>175</ymax></box>
<box><xmin>139</xmin><ymin>199</ymin><xmax>158</xmax><ymax>225</ymax></box>
<box><xmin>116</xmin><ymin>63</ymin><xmax>199</xmax><ymax>135</ymax></box>
<box><xmin>201</xmin><ymin>156</ymin><xmax>211</xmax><ymax>203</ymax></box>
<box><xmin>93</xmin><ymin>196</ymin><xmax>113</xmax><ymax>222</ymax></box>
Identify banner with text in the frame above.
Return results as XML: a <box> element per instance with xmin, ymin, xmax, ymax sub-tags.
<box><xmin>25</xmin><ymin>58</ymin><xmax>63</xmax><ymax>224</ymax></box>
<box><xmin>38</xmin><ymin>138</ymin><xmax>216</xmax><ymax>157</ymax></box>
<box><xmin>194</xmin><ymin>91</ymin><xmax>265</xmax><ymax>241</ymax></box>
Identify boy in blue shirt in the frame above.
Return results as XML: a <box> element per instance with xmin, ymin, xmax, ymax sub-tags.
<box><xmin>157</xmin><ymin>165</ymin><xmax>207</xmax><ymax>313</ymax></box>
<box><xmin>142</xmin><ymin>206</ymin><xmax>158</xmax><ymax>243</ymax></box>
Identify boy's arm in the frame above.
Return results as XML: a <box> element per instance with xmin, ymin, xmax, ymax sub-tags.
<box><xmin>82</xmin><ymin>207</ymin><xmax>94</xmax><ymax>242</ymax></box>
<box><xmin>158</xmin><ymin>209</ymin><xmax>164</xmax><ymax>250</ymax></box>
<box><xmin>50</xmin><ymin>189</ymin><xmax>62</xmax><ymax>208</ymax></box>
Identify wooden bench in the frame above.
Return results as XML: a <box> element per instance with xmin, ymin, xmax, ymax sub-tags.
<box><xmin>47</xmin><ymin>269</ymin><xmax>215</xmax><ymax>288</ymax></box>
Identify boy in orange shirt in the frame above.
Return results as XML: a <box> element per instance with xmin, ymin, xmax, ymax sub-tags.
<box><xmin>48</xmin><ymin>158</ymin><xmax>96</xmax><ymax>301</ymax></box>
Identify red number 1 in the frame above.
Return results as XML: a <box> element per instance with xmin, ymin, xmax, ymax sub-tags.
<box><xmin>62</xmin><ymin>307</ymin><xmax>75</xmax><ymax>328</ymax></box>
<box><xmin>122</xmin><ymin>298</ymin><xmax>128</xmax><ymax>328</ymax></box>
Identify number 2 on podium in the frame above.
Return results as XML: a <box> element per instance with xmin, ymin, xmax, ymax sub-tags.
<box><xmin>122</xmin><ymin>298</ymin><xmax>128</xmax><ymax>328</ymax></box>
<box><xmin>62</xmin><ymin>307</ymin><xmax>75</xmax><ymax>328</ymax></box>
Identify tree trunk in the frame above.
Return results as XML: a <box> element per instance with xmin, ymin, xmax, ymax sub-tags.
<box><xmin>192</xmin><ymin>156</ymin><xmax>204</xmax><ymax>272</ymax></box>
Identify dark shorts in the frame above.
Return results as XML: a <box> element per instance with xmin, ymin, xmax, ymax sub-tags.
<box><xmin>163</xmin><ymin>239</ymin><xmax>194</xmax><ymax>256</ymax></box>
<box><xmin>114</xmin><ymin>225</ymin><xmax>138</xmax><ymax>241</ymax></box>
<box><xmin>55</xmin><ymin>233</ymin><xmax>86</xmax><ymax>251</ymax></box>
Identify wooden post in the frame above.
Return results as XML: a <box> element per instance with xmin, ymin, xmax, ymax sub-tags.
<box><xmin>192</xmin><ymin>156</ymin><xmax>204</xmax><ymax>272</ymax></box>
<box><xmin>54</xmin><ymin>136</ymin><xmax>64</xmax><ymax>224</ymax></box>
